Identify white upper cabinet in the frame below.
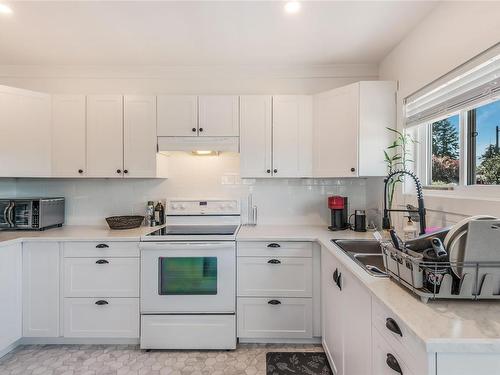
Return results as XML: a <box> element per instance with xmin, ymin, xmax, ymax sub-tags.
<box><xmin>0</xmin><ymin>85</ymin><xmax>52</xmax><ymax>177</ymax></box>
<box><xmin>240</xmin><ymin>95</ymin><xmax>272</xmax><ymax>178</ymax></box>
<box><xmin>199</xmin><ymin>95</ymin><xmax>239</xmax><ymax>137</ymax></box>
<box><xmin>157</xmin><ymin>95</ymin><xmax>198</xmax><ymax>137</ymax></box>
<box><xmin>86</xmin><ymin>95</ymin><xmax>124</xmax><ymax>178</ymax></box>
<box><xmin>239</xmin><ymin>95</ymin><xmax>313</xmax><ymax>178</ymax></box>
<box><xmin>52</xmin><ymin>95</ymin><xmax>87</xmax><ymax>177</ymax></box>
<box><xmin>313</xmin><ymin>81</ymin><xmax>396</xmax><ymax>177</ymax></box>
<box><xmin>273</xmin><ymin>95</ymin><xmax>313</xmax><ymax>178</ymax></box>
<box><xmin>123</xmin><ymin>95</ymin><xmax>162</xmax><ymax>178</ymax></box>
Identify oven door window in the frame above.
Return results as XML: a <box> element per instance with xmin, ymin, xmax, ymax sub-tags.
<box><xmin>158</xmin><ymin>257</ymin><xmax>217</xmax><ymax>295</ymax></box>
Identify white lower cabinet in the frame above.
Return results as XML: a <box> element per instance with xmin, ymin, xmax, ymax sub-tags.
<box><xmin>141</xmin><ymin>315</ymin><xmax>236</xmax><ymax>350</ymax></box>
<box><xmin>63</xmin><ymin>257</ymin><xmax>139</xmax><ymax>298</ymax></box>
<box><xmin>63</xmin><ymin>298</ymin><xmax>139</xmax><ymax>338</ymax></box>
<box><xmin>23</xmin><ymin>242</ymin><xmax>60</xmax><ymax>338</ymax></box>
<box><xmin>237</xmin><ymin>298</ymin><xmax>312</xmax><ymax>339</ymax></box>
<box><xmin>0</xmin><ymin>243</ymin><xmax>22</xmax><ymax>354</ymax></box>
<box><xmin>372</xmin><ymin>327</ymin><xmax>415</xmax><ymax>375</ymax></box>
<box><xmin>321</xmin><ymin>246</ymin><xmax>371</xmax><ymax>375</ymax></box>
<box><xmin>237</xmin><ymin>257</ymin><xmax>312</xmax><ymax>297</ymax></box>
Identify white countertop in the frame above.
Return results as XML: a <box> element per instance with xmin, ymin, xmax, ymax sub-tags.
<box><xmin>0</xmin><ymin>225</ymin><xmax>163</xmax><ymax>246</ymax></box>
<box><xmin>238</xmin><ymin>224</ymin><xmax>500</xmax><ymax>353</ymax></box>
<box><xmin>1</xmin><ymin>223</ymin><xmax>499</xmax><ymax>353</ymax></box>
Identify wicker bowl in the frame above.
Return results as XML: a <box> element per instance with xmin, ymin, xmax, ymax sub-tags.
<box><xmin>105</xmin><ymin>215</ymin><xmax>144</xmax><ymax>230</ymax></box>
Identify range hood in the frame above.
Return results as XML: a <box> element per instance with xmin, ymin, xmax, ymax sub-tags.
<box><xmin>157</xmin><ymin>137</ymin><xmax>239</xmax><ymax>153</ymax></box>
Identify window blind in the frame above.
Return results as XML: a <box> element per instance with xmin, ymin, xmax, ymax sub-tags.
<box><xmin>404</xmin><ymin>43</ymin><xmax>500</xmax><ymax>127</ymax></box>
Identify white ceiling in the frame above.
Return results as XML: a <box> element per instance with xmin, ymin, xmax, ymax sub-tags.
<box><xmin>0</xmin><ymin>1</ymin><xmax>438</xmax><ymax>66</ymax></box>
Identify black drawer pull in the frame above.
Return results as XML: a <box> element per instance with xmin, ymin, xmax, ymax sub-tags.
<box><xmin>267</xmin><ymin>243</ymin><xmax>281</xmax><ymax>248</ymax></box>
<box><xmin>336</xmin><ymin>272</ymin><xmax>342</xmax><ymax>290</ymax></box>
<box><xmin>386</xmin><ymin>318</ymin><xmax>403</xmax><ymax>337</ymax></box>
<box><xmin>95</xmin><ymin>300</ymin><xmax>109</xmax><ymax>306</ymax></box>
<box><xmin>267</xmin><ymin>259</ymin><xmax>281</xmax><ymax>264</ymax></box>
<box><xmin>386</xmin><ymin>353</ymin><xmax>403</xmax><ymax>374</ymax></box>
<box><xmin>268</xmin><ymin>300</ymin><xmax>281</xmax><ymax>305</ymax></box>
<box><xmin>96</xmin><ymin>244</ymin><xmax>109</xmax><ymax>249</ymax></box>
<box><xmin>95</xmin><ymin>259</ymin><xmax>109</xmax><ymax>264</ymax></box>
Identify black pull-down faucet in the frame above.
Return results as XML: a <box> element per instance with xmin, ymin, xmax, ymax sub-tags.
<box><xmin>382</xmin><ymin>169</ymin><xmax>426</xmax><ymax>235</ymax></box>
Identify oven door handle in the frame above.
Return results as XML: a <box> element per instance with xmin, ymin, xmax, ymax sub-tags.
<box><xmin>140</xmin><ymin>242</ymin><xmax>234</xmax><ymax>251</ymax></box>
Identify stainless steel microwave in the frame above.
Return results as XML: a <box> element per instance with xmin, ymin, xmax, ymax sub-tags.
<box><xmin>0</xmin><ymin>198</ymin><xmax>65</xmax><ymax>231</ymax></box>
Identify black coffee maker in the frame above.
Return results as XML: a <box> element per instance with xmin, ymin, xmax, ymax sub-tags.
<box><xmin>328</xmin><ymin>196</ymin><xmax>349</xmax><ymax>231</ymax></box>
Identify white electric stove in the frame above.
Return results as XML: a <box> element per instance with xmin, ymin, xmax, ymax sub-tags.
<box><xmin>139</xmin><ymin>199</ymin><xmax>240</xmax><ymax>350</ymax></box>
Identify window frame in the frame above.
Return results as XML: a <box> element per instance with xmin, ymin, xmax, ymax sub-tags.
<box><xmin>414</xmin><ymin>97</ymin><xmax>500</xmax><ymax>191</ymax></box>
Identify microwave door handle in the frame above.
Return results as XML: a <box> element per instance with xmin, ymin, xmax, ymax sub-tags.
<box><xmin>3</xmin><ymin>203</ymin><xmax>10</xmax><ymax>226</ymax></box>
<box><xmin>6</xmin><ymin>202</ymin><xmax>14</xmax><ymax>227</ymax></box>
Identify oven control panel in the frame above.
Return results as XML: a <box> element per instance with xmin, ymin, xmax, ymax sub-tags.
<box><xmin>166</xmin><ymin>199</ymin><xmax>240</xmax><ymax>216</ymax></box>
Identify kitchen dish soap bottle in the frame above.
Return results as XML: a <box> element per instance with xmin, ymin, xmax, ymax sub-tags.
<box><xmin>403</xmin><ymin>217</ymin><xmax>418</xmax><ymax>240</ymax></box>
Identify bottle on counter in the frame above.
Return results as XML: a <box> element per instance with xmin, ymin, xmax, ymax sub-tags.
<box><xmin>146</xmin><ymin>201</ymin><xmax>155</xmax><ymax>227</ymax></box>
<box><xmin>154</xmin><ymin>201</ymin><xmax>165</xmax><ymax>226</ymax></box>
<box><xmin>403</xmin><ymin>217</ymin><xmax>418</xmax><ymax>241</ymax></box>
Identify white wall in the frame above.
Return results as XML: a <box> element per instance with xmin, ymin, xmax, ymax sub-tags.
<box><xmin>379</xmin><ymin>1</ymin><xmax>500</xmax><ymax>228</ymax></box>
<box><xmin>0</xmin><ymin>64</ymin><xmax>381</xmax><ymax>226</ymax></box>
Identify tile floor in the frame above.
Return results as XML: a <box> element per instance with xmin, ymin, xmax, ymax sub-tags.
<box><xmin>0</xmin><ymin>344</ymin><xmax>324</xmax><ymax>375</ymax></box>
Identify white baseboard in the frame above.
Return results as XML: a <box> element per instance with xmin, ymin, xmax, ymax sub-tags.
<box><xmin>20</xmin><ymin>337</ymin><xmax>140</xmax><ymax>345</ymax></box>
<box><xmin>0</xmin><ymin>338</ymin><xmax>23</xmax><ymax>359</ymax></box>
<box><xmin>238</xmin><ymin>337</ymin><xmax>322</xmax><ymax>345</ymax></box>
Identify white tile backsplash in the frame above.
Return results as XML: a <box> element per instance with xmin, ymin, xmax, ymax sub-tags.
<box><xmin>6</xmin><ymin>152</ymin><xmax>383</xmax><ymax>226</ymax></box>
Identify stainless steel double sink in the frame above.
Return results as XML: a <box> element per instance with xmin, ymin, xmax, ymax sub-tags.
<box><xmin>331</xmin><ymin>239</ymin><xmax>388</xmax><ymax>277</ymax></box>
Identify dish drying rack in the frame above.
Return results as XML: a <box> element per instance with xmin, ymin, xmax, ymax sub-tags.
<box><xmin>381</xmin><ymin>241</ymin><xmax>500</xmax><ymax>303</ymax></box>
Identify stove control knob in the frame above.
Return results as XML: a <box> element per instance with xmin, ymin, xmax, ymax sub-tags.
<box><xmin>179</xmin><ymin>204</ymin><xmax>187</xmax><ymax>210</ymax></box>
<box><xmin>171</xmin><ymin>203</ymin><xmax>179</xmax><ymax>210</ymax></box>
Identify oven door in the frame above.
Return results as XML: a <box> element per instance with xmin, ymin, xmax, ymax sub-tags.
<box><xmin>140</xmin><ymin>242</ymin><xmax>235</xmax><ymax>314</ymax></box>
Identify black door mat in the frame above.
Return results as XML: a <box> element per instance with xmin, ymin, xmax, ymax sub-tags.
<box><xmin>266</xmin><ymin>352</ymin><xmax>332</xmax><ymax>375</ymax></box>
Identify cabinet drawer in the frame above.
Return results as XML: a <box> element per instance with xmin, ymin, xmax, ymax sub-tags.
<box><xmin>372</xmin><ymin>298</ymin><xmax>427</xmax><ymax>373</ymax></box>
<box><xmin>237</xmin><ymin>297</ymin><xmax>312</xmax><ymax>339</ymax></box>
<box><xmin>64</xmin><ymin>258</ymin><xmax>139</xmax><ymax>297</ymax></box>
<box><xmin>63</xmin><ymin>241</ymin><xmax>139</xmax><ymax>258</ymax></box>
<box><xmin>63</xmin><ymin>298</ymin><xmax>139</xmax><ymax>338</ymax></box>
<box><xmin>238</xmin><ymin>257</ymin><xmax>312</xmax><ymax>297</ymax></box>
<box><xmin>237</xmin><ymin>241</ymin><xmax>312</xmax><ymax>257</ymax></box>
<box><xmin>372</xmin><ymin>327</ymin><xmax>416</xmax><ymax>375</ymax></box>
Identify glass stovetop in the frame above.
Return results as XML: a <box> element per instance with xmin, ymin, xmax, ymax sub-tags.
<box><xmin>146</xmin><ymin>225</ymin><xmax>239</xmax><ymax>236</ymax></box>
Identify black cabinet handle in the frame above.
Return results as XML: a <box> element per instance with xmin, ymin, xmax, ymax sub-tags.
<box><xmin>351</xmin><ymin>167</ymin><xmax>356</xmax><ymax>172</ymax></box>
<box><xmin>192</xmin><ymin>128</ymin><xmax>197</xmax><ymax>132</ymax></box>
<box><xmin>123</xmin><ymin>169</ymin><xmax>128</xmax><ymax>174</ymax></box>
<box><xmin>199</xmin><ymin>127</ymin><xmax>204</xmax><ymax>132</ymax></box>
<box><xmin>336</xmin><ymin>272</ymin><xmax>342</xmax><ymax>290</ymax></box>
<box><xmin>333</xmin><ymin>269</ymin><xmax>339</xmax><ymax>284</ymax></box>
<box><xmin>268</xmin><ymin>300</ymin><xmax>281</xmax><ymax>305</ymax></box>
<box><xmin>95</xmin><ymin>259</ymin><xmax>109</xmax><ymax>264</ymax></box>
<box><xmin>386</xmin><ymin>353</ymin><xmax>403</xmax><ymax>374</ymax></box>
<box><xmin>266</xmin><ymin>169</ymin><xmax>271</xmax><ymax>174</ymax></box>
<box><xmin>267</xmin><ymin>259</ymin><xmax>281</xmax><ymax>264</ymax></box>
<box><xmin>95</xmin><ymin>300</ymin><xmax>109</xmax><ymax>306</ymax></box>
<box><xmin>78</xmin><ymin>169</ymin><xmax>83</xmax><ymax>174</ymax></box>
<box><xmin>96</xmin><ymin>244</ymin><xmax>109</xmax><ymax>249</ymax></box>
<box><xmin>273</xmin><ymin>169</ymin><xmax>278</xmax><ymax>173</ymax></box>
<box><xmin>386</xmin><ymin>318</ymin><xmax>403</xmax><ymax>337</ymax></box>
<box><xmin>267</xmin><ymin>243</ymin><xmax>281</xmax><ymax>248</ymax></box>
<box><xmin>116</xmin><ymin>169</ymin><xmax>122</xmax><ymax>174</ymax></box>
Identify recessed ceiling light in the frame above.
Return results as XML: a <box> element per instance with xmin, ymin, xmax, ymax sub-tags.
<box><xmin>0</xmin><ymin>3</ymin><xmax>12</xmax><ymax>15</ymax></box>
<box><xmin>284</xmin><ymin>1</ymin><xmax>301</xmax><ymax>14</ymax></box>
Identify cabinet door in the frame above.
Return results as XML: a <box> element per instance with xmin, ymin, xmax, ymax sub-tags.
<box><xmin>342</xmin><ymin>268</ymin><xmax>372</xmax><ymax>375</ymax></box>
<box><xmin>157</xmin><ymin>95</ymin><xmax>198</xmax><ymax>137</ymax></box>
<box><xmin>313</xmin><ymin>84</ymin><xmax>359</xmax><ymax>177</ymax></box>
<box><xmin>52</xmin><ymin>95</ymin><xmax>87</xmax><ymax>177</ymax></box>
<box><xmin>321</xmin><ymin>247</ymin><xmax>344</xmax><ymax>375</ymax></box>
<box><xmin>23</xmin><ymin>242</ymin><xmax>60</xmax><ymax>338</ymax></box>
<box><xmin>123</xmin><ymin>95</ymin><xmax>158</xmax><ymax>178</ymax></box>
<box><xmin>272</xmin><ymin>95</ymin><xmax>312</xmax><ymax>177</ymax></box>
<box><xmin>199</xmin><ymin>95</ymin><xmax>239</xmax><ymax>137</ymax></box>
<box><xmin>86</xmin><ymin>95</ymin><xmax>123</xmax><ymax>177</ymax></box>
<box><xmin>0</xmin><ymin>243</ymin><xmax>22</xmax><ymax>353</ymax></box>
<box><xmin>0</xmin><ymin>85</ymin><xmax>51</xmax><ymax>177</ymax></box>
<box><xmin>239</xmin><ymin>95</ymin><xmax>272</xmax><ymax>178</ymax></box>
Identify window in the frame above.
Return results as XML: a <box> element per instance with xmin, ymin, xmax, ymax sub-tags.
<box><xmin>430</xmin><ymin>114</ymin><xmax>460</xmax><ymax>185</ymax></box>
<box><xmin>468</xmin><ymin>100</ymin><xmax>500</xmax><ymax>185</ymax></box>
